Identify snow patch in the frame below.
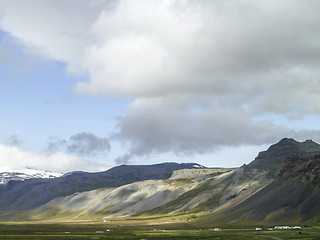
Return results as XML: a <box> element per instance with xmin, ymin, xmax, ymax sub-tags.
<box><xmin>0</xmin><ymin>168</ymin><xmax>62</xmax><ymax>184</ymax></box>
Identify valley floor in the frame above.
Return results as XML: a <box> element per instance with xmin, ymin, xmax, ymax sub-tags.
<box><xmin>0</xmin><ymin>222</ymin><xmax>319</xmax><ymax>240</ymax></box>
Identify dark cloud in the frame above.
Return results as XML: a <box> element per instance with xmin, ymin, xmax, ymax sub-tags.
<box><xmin>46</xmin><ymin>137</ymin><xmax>67</xmax><ymax>153</ymax></box>
<box><xmin>5</xmin><ymin>135</ymin><xmax>23</xmax><ymax>147</ymax></box>
<box><xmin>47</xmin><ymin>132</ymin><xmax>110</xmax><ymax>157</ymax></box>
<box><xmin>67</xmin><ymin>132</ymin><xmax>111</xmax><ymax>156</ymax></box>
<box><xmin>113</xmin><ymin>102</ymin><xmax>320</xmax><ymax>157</ymax></box>
<box><xmin>115</xmin><ymin>153</ymin><xmax>131</xmax><ymax>165</ymax></box>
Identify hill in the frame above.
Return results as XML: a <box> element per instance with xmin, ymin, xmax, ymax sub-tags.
<box><xmin>0</xmin><ymin>163</ymin><xmax>203</xmax><ymax>211</ymax></box>
<box><xmin>197</xmin><ymin>153</ymin><xmax>320</xmax><ymax>226</ymax></box>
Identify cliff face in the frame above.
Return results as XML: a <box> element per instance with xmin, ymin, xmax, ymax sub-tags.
<box><xmin>279</xmin><ymin>154</ymin><xmax>320</xmax><ymax>188</ymax></box>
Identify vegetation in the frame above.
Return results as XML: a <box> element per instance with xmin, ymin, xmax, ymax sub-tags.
<box><xmin>0</xmin><ymin>222</ymin><xmax>319</xmax><ymax>239</ymax></box>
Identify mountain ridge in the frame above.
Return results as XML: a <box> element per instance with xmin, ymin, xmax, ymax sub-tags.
<box><xmin>0</xmin><ymin>162</ymin><xmax>205</xmax><ymax>211</ymax></box>
<box><xmin>1</xmin><ymin>138</ymin><xmax>320</xmax><ymax>226</ymax></box>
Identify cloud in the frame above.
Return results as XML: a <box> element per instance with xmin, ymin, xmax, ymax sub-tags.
<box><xmin>88</xmin><ymin>0</ymin><xmax>320</xmax><ymax>158</ymax></box>
<box><xmin>46</xmin><ymin>137</ymin><xmax>67</xmax><ymax>153</ymax></box>
<box><xmin>0</xmin><ymin>143</ymin><xmax>110</xmax><ymax>173</ymax></box>
<box><xmin>47</xmin><ymin>132</ymin><xmax>111</xmax><ymax>157</ymax></box>
<box><xmin>113</xmin><ymin>99</ymin><xmax>320</xmax><ymax>159</ymax></box>
<box><xmin>1</xmin><ymin>0</ymin><xmax>320</xmax><ymax>160</ymax></box>
<box><xmin>0</xmin><ymin>32</ymin><xmax>45</xmax><ymax>75</ymax></box>
<box><xmin>74</xmin><ymin>0</ymin><xmax>320</xmax><ymax>111</ymax></box>
<box><xmin>3</xmin><ymin>0</ymin><xmax>319</xmax><ymax>105</ymax></box>
<box><xmin>5</xmin><ymin>135</ymin><xmax>23</xmax><ymax>147</ymax></box>
<box><xmin>2</xmin><ymin>0</ymin><xmax>320</xmax><ymax>107</ymax></box>
<box><xmin>0</xmin><ymin>0</ymin><xmax>119</xmax><ymax>77</ymax></box>
<box><xmin>114</xmin><ymin>153</ymin><xmax>131</xmax><ymax>165</ymax></box>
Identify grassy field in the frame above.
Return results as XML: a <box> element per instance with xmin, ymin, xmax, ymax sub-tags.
<box><xmin>0</xmin><ymin>222</ymin><xmax>319</xmax><ymax>240</ymax></box>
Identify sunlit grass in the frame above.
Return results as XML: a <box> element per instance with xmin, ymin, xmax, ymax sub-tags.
<box><xmin>0</xmin><ymin>222</ymin><xmax>319</xmax><ymax>240</ymax></box>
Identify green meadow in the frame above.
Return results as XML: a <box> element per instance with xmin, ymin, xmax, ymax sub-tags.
<box><xmin>0</xmin><ymin>222</ymin><xmax>319</xmax><ymax>240</ymax></box>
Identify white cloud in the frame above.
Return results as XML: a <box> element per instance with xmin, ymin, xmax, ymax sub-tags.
<box><xmin>76</xmin><ymin>0</ymin><xmax>200</xmax><ymax>96</ymax></box>
<box><xmin>2</xmin><ymin>0</ymin><xmax>320</xmax><ymax>107</ymax></box>
<box><xmin>0</xmin><ymin>0</ymin><xmax>110</xmax><ymax>74</ymax></box>
<box><xmin>73</xmin><ymin>0</ymin><xmax>320</xmax><ymax>104</ymax></box>
<box><xmin>1</xmin><ymin>0</ymin><xmax>320</xmax><ymax>162</ymax></box>
<box><xmin>2</xmin><ymin>0</ymin><xmax>320</xmax><ymax>103</ymax></box>
<box><xmin>0</xmin><ymin>144</ymin><xmax>111</xmax><ymax>173</ymax></box>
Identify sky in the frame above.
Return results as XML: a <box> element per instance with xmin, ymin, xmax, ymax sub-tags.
<box><xmin>1</xmin><ymin>0</ymin><xmax>320</xmax><ymax>173</ymax></box>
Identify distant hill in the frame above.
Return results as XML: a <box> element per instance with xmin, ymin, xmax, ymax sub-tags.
<box><xmin>30</xmin><ymin>168</ymin><xmax>234</xmax><ymax>221</ymax></box>
<box><xmin>248</xmin><ymin>138</ymin><xmax>320</xmax><ymax>175</ymax></box>
<box><xmin>0</xmin><ymin>163</ymin><xmax>204</xmax><ymax>211</ymax></box>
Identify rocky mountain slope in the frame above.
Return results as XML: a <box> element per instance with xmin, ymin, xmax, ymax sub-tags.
<box><xmin>0</xmin><ymin>163</ymin><xmax>204</xmax><ymax>211</ymax></box>
<box><xmin>1</xmin><ymin>138</ymin><xmax>320</xmax><ymax>225</ymax></box>
<box><xmin>198</xmin><ymin>153</ymin><xmax>320</xmax><ymax>226</ymax></box>
<box><xmin>31</xmin><ymin>168</ymin><xmax>234</xmax><ymax>220</ymax></box>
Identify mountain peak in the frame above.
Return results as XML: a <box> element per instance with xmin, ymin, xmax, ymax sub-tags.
<box><xmin>266</xmin><ymin>138</ymin><xmax>299</xmax><ymax>151</ymax></box>
<box><xmin>277</xmin><ymin>137</ymin><xmax>297</xmax><ymax>144</ymax></box>
<box><xmin>248</xmin><ymin>138</ymin><xmax>320</xmax><ymax>175</ymax></box>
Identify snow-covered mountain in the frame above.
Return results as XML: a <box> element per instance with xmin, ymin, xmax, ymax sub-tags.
<box><xmin>0</xmin><ymin>168</ymin><xmax>62</xmax><ymax>184</ymax></box>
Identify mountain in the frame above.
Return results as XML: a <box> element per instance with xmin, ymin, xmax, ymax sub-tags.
<box><xmin>198</xmin><ymin>153</ymin><xmax>320</xmax><ymax>226</ymax></box>
<box><xmin>30</xmin><ymin>168</ymin><xmax>235</xmax><ymax>220</ymax></box>
<box><xmin>1</xmin><ymin>165</ymin><xmax>271</xmax><ymax>221</ymax></box>
<box><xmin>0</xmin><ymin>163</ymin><xmax>204</xmax><ymax>211</ymax></box>
<box><xmin>1</xmin><ymin>138</ymin><xmax>320</xmax><ymax>226</ymax></box>
<box><xmin>248</xmin><ymin>138</ymin><xmax>320</xmax><ymax>176</ymax></box>
<box><xmin>0</xmin><ymin>169</ymin><xmax>62</xmax><ymax>185</ymax></box>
